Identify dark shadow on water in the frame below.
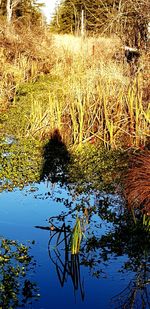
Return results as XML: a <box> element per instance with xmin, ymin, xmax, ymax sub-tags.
<box><xmin>40</xmin><ymin>129</ymin><xmax>70</xmax><ymax>183</ymax></box>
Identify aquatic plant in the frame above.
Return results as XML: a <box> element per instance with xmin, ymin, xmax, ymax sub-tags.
<box><xmin>67</xmin><ymin>144</ymin><xmax>127</xmax><ymax>194</ymax></box>
<box><xmin>0</xmin><ymin>238</ymin><xmax>38</xmax><ymax>308</ymax></box>
<box><xmin>0</xmin><ymin>137</ymin><xmax>42</xmax><ymax>191</ymax></box>
<box><xmin>70</xmin><ymin>216</ymin><xmax>83</xmax><ymax>255</ymax></box>
<box><xmin>0</xmin><ymin>132</ymin><xmax>127</xmax><ymax>193</ymax></box>
<box><xmin>42</xmin><ymin>186</ymin><xmax>150</xmax><ymax>305</ymax></box>
<box><xmin>47</xmin><ymin>221</ymin><xmax>85</xmax><ymax>300</ymax></box>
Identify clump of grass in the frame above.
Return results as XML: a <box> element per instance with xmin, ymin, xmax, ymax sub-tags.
<box><xmin>124</xmin><ymin>151</ymin><xmax>150</xmax><ymax>217</ymax></box>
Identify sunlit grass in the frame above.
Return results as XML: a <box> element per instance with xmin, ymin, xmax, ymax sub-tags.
<box><xmin>49</xmin><ymin>34</ymin><xmax>149</xmax><ymax>148</ymax></box>
<box><xmin>70</xmin><ymin>216</ymin><xmax>83</xmax><ymax>255</ymax></box>
<box><xmin>0</xmin><ymin>28</ymin><xmax>149</xmax><ymax>149</ymax></box>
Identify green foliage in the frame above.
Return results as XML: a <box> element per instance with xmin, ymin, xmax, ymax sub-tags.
<box><xmin>0</xmin><ymin>238</ymin><xmax>38</xmax><ymax>308</ymax></box>
<box><xmin>0</xmin><ymin>137</ymin><xmax>43</xmax><ymax>191</ymax></box>
<box><xmin>0</xmin><ymin>131</ymin><xmax>127</xmax><ymax>194</ymax></box>
<box><xmin>0</xmin><ymin>76</ymin><xmax>55</xmax><ymax>138</ymax></box>
<box><xmin>67</xmin><ymin>144</ymin><xmax>127</xmax><ymax>193</ymax></box>
<box><xmin>70</xmin><ymin>216</ymin><xmax>83</xmax><ymax>254</ymax></box>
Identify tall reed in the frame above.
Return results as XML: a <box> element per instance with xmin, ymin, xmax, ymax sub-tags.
<box><xmin>51</xmin><ymin>35</ymin><xmax>149</xmax><ymax>148</ymax></box>
<box><xmin>1</xmin><ymin>30</ymin><xmax>149</xmax><ymax>149</ymax></box>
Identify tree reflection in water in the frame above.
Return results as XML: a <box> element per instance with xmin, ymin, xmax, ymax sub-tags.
<box><xmin>112</xmin><ymin>260</ymin><xmax>150</xmax><ymax>308</ymax></box>
<box><xmin>38</xmin><ymin>130</ymin><xmax>150</xmax><ymax>307</ymax></box>
<box><xmin>36</xmin><ymin>187</ymin><xmax>150</xmax><ymax>308</ymax></box>
<box><xmin>0</xmin><ymin>239</ymin><xmax>39</xmax><ymax>308</ymax></box>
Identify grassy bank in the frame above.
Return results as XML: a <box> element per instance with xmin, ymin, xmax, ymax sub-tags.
<box><xmin>0</xmin><ymin>25</ymin><xmax>149</xmax><ymax>223</ymax></box>
<box><xmin>0</xmin><ymin>24</ymin><xmax>149</xmax><ymax>149</ymax></box>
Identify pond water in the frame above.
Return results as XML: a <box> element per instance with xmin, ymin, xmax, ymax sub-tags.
<box><xmin>0</xmin><ymin>136</ymin><xmax>150</xmax><ymax>308</ymax></box>
<box><xmin>0</xmin><ymin>181</ymin><xmax>150</xmax><ymax>309</ymax></box>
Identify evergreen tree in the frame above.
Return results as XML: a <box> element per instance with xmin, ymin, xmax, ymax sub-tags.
<box><xmin>14</xmin><ymin>0</ymin><xmax>43</xmax><ymax>26</ymax></box>
<box><xmin>50</xmin><ymin>0</ymin><xmax>120</xmax><ymax>34</ymax></box>
<box><xmin>0</xmin><ymin>0</ymin><xmax>43</xmax><ymax>26</ymax></box>
<box><xmin>50</xmin><ymin>0</ymin><xmax>150</xmax><ymax>46</ymax></box>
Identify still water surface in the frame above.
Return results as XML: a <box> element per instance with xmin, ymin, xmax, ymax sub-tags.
<box><xmin>1</xmin><ymin>180</ymin><xmax>148</xmax><ymax>309</ymax></box>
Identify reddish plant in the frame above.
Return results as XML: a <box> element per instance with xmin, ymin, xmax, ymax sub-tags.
<box><xmin>124</xmin><ymin>151</ymin><xmax>150</xmax><ymax>215</ymax></box>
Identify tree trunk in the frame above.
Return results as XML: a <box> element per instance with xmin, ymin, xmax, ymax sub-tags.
<box><xmin>6</xmin><ymin>0</ymin><xmax>13</xmax><ymax>24</ymax></box>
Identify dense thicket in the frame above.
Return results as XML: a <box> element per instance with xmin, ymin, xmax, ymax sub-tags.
<box><xmin>0</xmin><ymin>0</ymin><xmax>43</xmax><ymax>26</ymax></box>
<box><xmin>51</xmin><ymin>0</ymin><xmax>150</xmax><ymax>46</ymax></box>
<box><xmin>50</xmin><ymin>0</ymin><xmax>119</xmax><ymax>34</ymax></box>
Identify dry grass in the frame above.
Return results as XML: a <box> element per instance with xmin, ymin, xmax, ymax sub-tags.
<box><xmin>0</xmin><ymin>27</ymin><xmax>149</xmax><ymax>148</ymax></box>
<box><xmin>0</xmin><ymin>22</ymin><xmax>54</xmax><ymax>110</ymax></box>
<box><xmin>53</xmin><ymin>33</ymin><xmax>122</xmax><ymax>57</ymax></box>
<box><xmin>50</xmin><ymin>34</ymin><xmax>149</xmax><ymax>148</ymax></box>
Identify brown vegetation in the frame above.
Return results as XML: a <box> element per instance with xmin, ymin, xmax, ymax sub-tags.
<box><xmin>0</xmin><ymin>19</ymin><xmax>149</xmax><ymax>148</ymax></box>
<box><xmin>0</xmin><ymin>22</ymin><xmax>54</xmax><ymax>110</ymax></box>
<box><xmin>124</xmin><ymin>151</ymin><xmax>150</xmax><ymax>215</ymax></box>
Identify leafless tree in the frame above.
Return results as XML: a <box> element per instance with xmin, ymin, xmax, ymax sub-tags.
<box><xmin>6</xmin><ymin>0</ymin><xmax>20</xmax><ymax>24</ymax></box>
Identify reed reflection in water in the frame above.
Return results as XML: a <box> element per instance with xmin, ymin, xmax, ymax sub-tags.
<box><xmin>48</xmin><ymin>221</ymin><xmax>85</xmax><ymax>301</ymax></box>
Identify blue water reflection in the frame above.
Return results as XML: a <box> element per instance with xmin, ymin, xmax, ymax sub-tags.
<box><xmin>0</xmin><ymin>182</ymin><xmax>149</xmax><ymax>308</ymax></box>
